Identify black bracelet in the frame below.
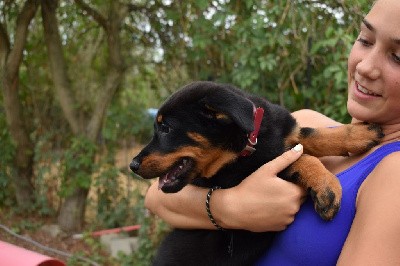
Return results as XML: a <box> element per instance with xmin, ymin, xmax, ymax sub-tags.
<box><xmin>206</xmin><ymin>186</ymin><xmax>225</xmax><ymax>231</ymax></box>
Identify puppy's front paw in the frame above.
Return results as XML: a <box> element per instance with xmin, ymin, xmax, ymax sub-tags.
<box><xmin>346</xmin><ymin>122</ymin><xmax>384</xmax><ymax>154</ymax></box>
<box><xmin>309</xmin><ymin>178</ymin><xmax>342</xmax><ymax>221</ymax></box>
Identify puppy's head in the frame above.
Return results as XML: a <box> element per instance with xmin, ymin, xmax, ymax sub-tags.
<box><xmin>130</xmin><ymin>81</ymin><xmax>255</xmax><ymax>193</ymax></box>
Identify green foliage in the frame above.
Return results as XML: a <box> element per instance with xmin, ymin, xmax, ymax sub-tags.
<box><xmin>60</xmin><ymin>136</ymin><xmax>97</xmax><ymax>197</ymax></box>
<box><xmin>102</xmin><ymin>51</ymin><xmax>167</xmax><ymax>148</ymax></box>
<box><xmin>33</xmin><ymin>133</ymin><xmax>62</xmax><ymax>216</ymax></box>
<box><xmin>66</xmin><ymin>236</ymin><xmax>107</xmax><ymax>266</ymax></box>
<box><xmin>125</xmin><ymin>196</ymin><xmax>170</xmax><ymax>266</ymax></box>
<box><xmin>9</xmin><ymin>219</ymin><xmax>42</xmax><ymax>235</ymax></box>
<box><xmin>93</xmin><ymin>164</ymin><xmax>135</xmax><ymax>229</ymax></box>
<box><xmin>103</xmin><ymin>101</ymin><xmax>153</xmax><ymax>146</ymax></box>
<box><xmin>164</xmin><ymin>0</ymin><xmax>373</xmax><ymax>122</ymax></box>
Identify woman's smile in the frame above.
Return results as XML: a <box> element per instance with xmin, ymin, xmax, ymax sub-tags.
<box><xmin>355</xmin><ymin>81</ymin><xmax>381</xmax><ymax>97</ymax></box>
<box><xmin>352</xmin><ymin>81</ymin><xmax>382</xmax><ymax>101</ymax></box>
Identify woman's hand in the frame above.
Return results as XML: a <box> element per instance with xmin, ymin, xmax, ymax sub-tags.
<box><xmin>212</xmin><ymin>144</ymin><xmax>306</xmax><ymax>232</ymax></box>
<box><xmin>145</xmin><ymin>144</ymin><xmax>306</xmax><ymax>232</ymax></box>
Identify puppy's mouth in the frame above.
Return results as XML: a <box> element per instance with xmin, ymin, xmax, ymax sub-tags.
<box><xmin>158</xmin><ymin>157</ymin><xmax>195</xmax><ymax>193</ymax></box>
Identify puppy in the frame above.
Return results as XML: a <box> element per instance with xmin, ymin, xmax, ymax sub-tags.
<box><xmin>130</xmin><ymin>81</ymin><xmax>383</xmax><ymax>266</ymax></box>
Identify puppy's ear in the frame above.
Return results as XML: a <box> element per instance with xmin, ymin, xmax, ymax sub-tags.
<box><xmin>200</xmin><ymin>89</ymin><xmax>255</xmax><ymax>134</ymax></box>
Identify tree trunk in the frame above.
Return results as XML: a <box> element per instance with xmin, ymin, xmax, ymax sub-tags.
<box><xmin>41</xmin><ymin>0</ymin><xmax>84</xmax><ymax>232</ymax></box>
<box><xmin>0</xmin><ymin>0</ymin><xmax>39</xmax><ymax>210</ymax></box>
<box><xmin>42</xmin><ymin>0</ymin><xmax>127</xmax><ymax>232</ymax></box>
<box><xmin>2</xmin><ymin>76</ymin><xmax>35</xmax><ymax>207</ymax></box>
<box><xmin>57</xmin><ymin>188</ymin><xmax>89</xmax><ymax>232</ymax></box>
<box><xmin>40</xmin><ymin>0</ymin><xmax>81</xmax><ymax>135</ymax></box>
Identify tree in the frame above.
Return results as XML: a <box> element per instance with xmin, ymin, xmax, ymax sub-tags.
<box><xmin>40</xmin><ymin>0</ymin><xmax>129</xmax><ymax>232</ymax></box>
<box><xmin>1</xmin><ymin>0</ymin><xmax>373</xmax><ymax>237</ymax></box>
<box><xmin>157</xmin><ymin>0</ymin><xmax>372</xmax><ymax>121</ymax></box>
<box><xmin>0</xmin><ymin>0</ymin><xmax>39</xmax><ymax>210</ymax></box>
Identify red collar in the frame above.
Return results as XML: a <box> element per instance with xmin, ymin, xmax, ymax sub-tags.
<box><xmin>240</xmin><ymin>107</ymin><xmax>264</xmax><ymax>156</ymax></box>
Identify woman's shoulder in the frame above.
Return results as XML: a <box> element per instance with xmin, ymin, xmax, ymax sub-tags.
<box><xmin>366</xmin><ymin>149</ymin><xmax>400</xmax><ymax>181</ymax></box>
<box><xmin>292</xmin><ymin>109</ymin><xmax>343</xmax><ymax>128</ymax></box>
<box><xmin>357</xmin><ymin>149</ymin><xmax>400</xmax><ymax>206</ymax></box>
<box><xmin>338</xmin><ymin>149</ymin><xmax>400</xmax><ymax>264</ymax></box>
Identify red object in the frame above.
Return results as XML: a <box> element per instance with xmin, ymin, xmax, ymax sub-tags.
<box><xmin>90</xmin><ymin>225</ymin><xmax>141</xmax><ymax>237</ymax></box>
<box><xmin>0</xmin><ymin>240</ymin><xmax>65</xmax><ymax>266</ymax></box>
<box><xmin>240</xmin><ymin>107</ymin><xmax>264</xmax><ymax>156</ymax></box>
<box><xmin>73</xmin><ymin>224</ymin><xmax>141</xmax><ymax>239</ymax></box>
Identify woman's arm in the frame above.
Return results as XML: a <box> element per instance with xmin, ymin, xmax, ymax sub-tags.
<box><xmin>145</xmin><ymin>145</ymin><xmax>305</xmax><ymax>232</ymax></box>
<box><xmin>292</xmin><ymin>109</ymin><xmax>343</xmax><ymax>127</ymax></box>
<box><xmin>337</xmin><ymin>152</ymin><xmax>400</xmax><ymax>265</ymax></box>
<box><xmin>144</xmin><ymin>109</ymin><xmax>339</xmax><ymax>232</ymax></box>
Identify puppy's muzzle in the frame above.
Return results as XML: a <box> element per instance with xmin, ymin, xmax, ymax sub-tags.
<box><xmin>129</xmin><ymin>157</ymin><xmax>141</xmax><ymax>172</ymax></box>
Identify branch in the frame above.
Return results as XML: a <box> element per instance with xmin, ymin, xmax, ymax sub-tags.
<box><xmin>86</xmin><ymin>2</ymin><xmax>127</xmax><ymax>141</ymax></box>
<box><xmin>126</xmin><ymin>0</ymin><xmax>164</xmax><ymax>14</ymax></box>
<box><xmin>127</xmin><ymin>4</ymin><xmax>143</xmax><ymax>12</ymax></box>
<box><xmin>74</xmin><ymin>0</ymin><xmax>107</xmax><ymax>30</ymax></box>
<box><xmin>6</xmin><ymin>0</ymin><xmax>39</xmax><ymax>78</ymax></box>
<box><xmin>126</xmin><ymin>3</ymin><xmax>151</xmax><ymax>13</ymax></box>
<box><xmin>65</xmin><ymin>1</ymin><xmax>129</xmax><ymax>140</ymax></box>
<box><xmin>0</xmin><ymin>22</ymin><xmax>10</xmax><ymax>68</ymax></box>
<box><xmin>41</xmin><ymin>0</ymin><xmax>80</xmax><ymax>134</ymax></box>
<box><xmin>123</xmin><ymin>23</ymin><xmax>152</xmax><ymax>46</ymax></box>
<box><xmin>86</xmin><ymin>68</ymin><xmax>123</xmax><ymax>141</ymax></box>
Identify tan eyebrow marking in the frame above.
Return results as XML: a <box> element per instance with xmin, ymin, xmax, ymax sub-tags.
<box><xmin>157</xmin><ymin>114</ymin><xmax>163</xmax><ymax>123</ymax></box>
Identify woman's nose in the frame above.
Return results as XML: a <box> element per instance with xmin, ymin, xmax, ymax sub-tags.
<box><xmin>356</xmin><ymin>50</ymin><xmax>381</xmax><ymax>80</ymax></box>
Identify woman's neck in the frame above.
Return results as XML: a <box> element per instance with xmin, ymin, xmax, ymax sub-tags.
<box><xmin>381</xmin><ymin>125</ymin><xmax>400</xmax><ymax>144</ymax></box>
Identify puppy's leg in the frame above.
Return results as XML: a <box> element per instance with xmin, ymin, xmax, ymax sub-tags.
<box><xmin>285</xmin><ymin>154</ymin><xmax>342</xmax><ymax>221</ymax></box>
<box><xmin>286</xmin><ymin>122</ymin><xmax>383</xmax><ymax>157</ymax></box>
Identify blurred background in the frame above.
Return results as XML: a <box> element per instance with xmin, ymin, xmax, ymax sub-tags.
<box><xmin>0</xmin><ymin>0</ymin><xmax>372</xmax><ymax>265</ymax></box>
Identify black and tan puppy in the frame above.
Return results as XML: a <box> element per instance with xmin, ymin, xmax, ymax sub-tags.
<box><xmin>130</xmin><ymin>81</ymin><xmax>383</xmax><ymax>266</ymax></box>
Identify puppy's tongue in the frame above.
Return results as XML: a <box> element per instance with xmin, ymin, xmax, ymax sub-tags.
<box><xmin>157</xmin><ymin>158</ymin><xmax>189</xmax><ymax>190</ymax></box>
<box><xmin>158</xmin><ymin>172</ymin><xmax>176</xmax><ymax>190</ymax></box>
<box><xmin>158</xmin><ymin>175</ymin><xmax>168</xmax><ymax>190</ymax></box>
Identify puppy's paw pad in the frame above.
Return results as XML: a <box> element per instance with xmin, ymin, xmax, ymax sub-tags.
<box><xmin>310</xmin><ymin>187</ymin><xmax>341</xmax><ymax>221</ymax></box>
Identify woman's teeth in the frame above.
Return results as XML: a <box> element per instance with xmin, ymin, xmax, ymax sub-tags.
<box><xmin>357</xmin><ymin>84</ymin><xmax>379</xmax><ymax>96</ymax></box>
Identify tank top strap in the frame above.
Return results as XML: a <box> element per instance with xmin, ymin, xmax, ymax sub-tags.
<box><xmin>338</xmin><ymin>141</ymin><xmax>400</xmax><ymax>177</ymax></box>
<box><xmin>366</xmin><ymin>141</ymin><xmax>400</xmax><ymax>159</ymax></box>
<box><xmin>337</xmin><ymin>141</ymin><xmax>400</xmax><ymax>196</ymax></box>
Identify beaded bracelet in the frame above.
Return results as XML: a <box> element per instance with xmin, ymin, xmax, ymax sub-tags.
<box><xmin>206</xmin><ymin>186</ymin><xmax>225</xmax><ymax>231</ymax></box>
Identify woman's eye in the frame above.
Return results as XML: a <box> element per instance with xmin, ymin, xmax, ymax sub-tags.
<box><xmin>357</xmin><ymin>38</ymin><xmax>372</xmax><ymax>47</ymax></box>
<box><xmin>392</xmin><ymin>53</ymin><xmax>400</xmax><ymax>64</ymax></box>
<box><xmin>160</xmin><ymin>123</ymin><xmax>170</xmax><ymax>133</ymax></box>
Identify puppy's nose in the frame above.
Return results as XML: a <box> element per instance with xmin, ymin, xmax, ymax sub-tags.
<box><xmin>130</xmin><ymin>158</ymin><xmax>141</xmax><ymax>172</ymax></box>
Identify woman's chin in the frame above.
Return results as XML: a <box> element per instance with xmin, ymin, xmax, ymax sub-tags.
<box><xmin>347</xmin><ymin>100</ymin><xmax>374</xmax><ymax>123</ymax></box>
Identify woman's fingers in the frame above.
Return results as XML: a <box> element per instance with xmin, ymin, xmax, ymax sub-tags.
<box><xmin>258</xmin><ymin>144</ymin><xmax>303</xmax><ymax>175</ymax></box>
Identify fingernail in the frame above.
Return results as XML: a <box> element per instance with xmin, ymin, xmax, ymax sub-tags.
<box><xmin>292</xmin><ymin>144</ymin><xmax>303</xmax><ymax>152</ymax></box>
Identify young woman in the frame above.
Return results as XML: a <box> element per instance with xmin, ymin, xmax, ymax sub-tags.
<box><xmin>145</xmin><ymin>0</ymin><xmax>400</xmax><ymax>264</ymax></box>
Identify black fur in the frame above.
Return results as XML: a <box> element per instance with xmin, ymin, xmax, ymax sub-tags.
<box><xmin>131</xmin><ymin>82</ymin><xmax>298</xmax><ymax>265</ymax></box>
<box><xmin>130</xmin><ymin>81</ymin><xmax>380</xmax><ymax>265</ymax></box>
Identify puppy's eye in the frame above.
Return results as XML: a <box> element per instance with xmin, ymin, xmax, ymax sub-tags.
<box><xmin>160</xmin><ymin>122</ymin><xmax>170</xmax><ymax>133</ymax></box>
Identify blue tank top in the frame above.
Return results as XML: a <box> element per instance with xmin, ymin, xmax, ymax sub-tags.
<box><xmin>256</xmin><ymin>141</ymin><xmax>400</xmax><ymax>266</ymax></box>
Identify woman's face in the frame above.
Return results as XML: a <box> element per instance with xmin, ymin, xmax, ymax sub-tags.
<box><xmin>347</xmin><ymin>0</ymin><xmax>400</xmax><ymax>125</ymax></box>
